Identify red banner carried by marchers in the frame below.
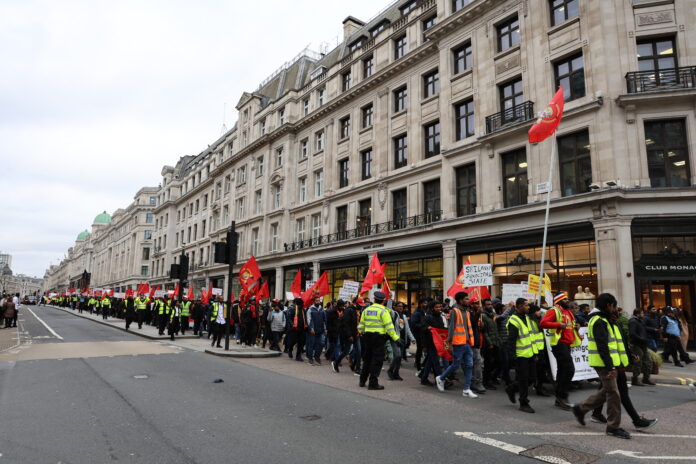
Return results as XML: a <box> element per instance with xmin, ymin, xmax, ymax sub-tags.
<box><xmin>430</xmin><ymin>327</ymin><xmax>453</xmax><ymax>362</ymax></box>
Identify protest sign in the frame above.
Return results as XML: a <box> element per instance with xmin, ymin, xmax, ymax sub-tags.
<box><xmin>463</xmin><ymin>264</ymin><xmax>492</xmax><ymax>286</ymax></box>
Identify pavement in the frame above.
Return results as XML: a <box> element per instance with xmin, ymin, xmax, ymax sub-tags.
<box><xmin>0</xmin><ymin>304</ymin><xmax>694</xmax><ymax>464</ymax></box>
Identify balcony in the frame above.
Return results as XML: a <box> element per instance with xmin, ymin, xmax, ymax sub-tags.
<box><xmin>485</xmin><ymin>101</ymin><xmax>535</xmax><ymax>134</ymax></box>
<box><xmin>626</xmin><ymin>66</ymin><xmax>696</xmax><ymax>94</ymax></box>
<box><xmin>283</xmin><ymin>211</ymin><xmax>442</xmax><ymax>252</ymax></box>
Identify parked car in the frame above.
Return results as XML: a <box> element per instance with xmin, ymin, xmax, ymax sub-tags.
<box><xmin>22</xmin><ymin>296</ymin><xmax>37</xmax><ymax>305</ymax></box>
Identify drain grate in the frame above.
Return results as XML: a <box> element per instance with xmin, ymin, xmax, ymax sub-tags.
<box><xmin>300</xmin><ymin>415</ymin><xmax>321</xmax><ymax>421</ymax></box>
<box><xmin>520</xmin><ymin>445</ymin><xmax>599</xmax><ymax>464</ymax></box>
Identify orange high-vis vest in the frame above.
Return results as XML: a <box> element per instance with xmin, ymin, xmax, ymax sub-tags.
<box><xmin>451</xmin><ymin>308</ymin><xmax>474</xmax><ymax>346</ymax></box>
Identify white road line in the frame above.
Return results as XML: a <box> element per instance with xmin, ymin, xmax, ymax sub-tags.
<box><xmin>484</xmin><ymin>432</ymin><xmax>696</xmax><ymax>439</ymax></box>
<box><xmin>607</xmin><ymin>450</ymin><xmax>696</xmax><ymax>460</ymax></box>
<box><xmin>24</xmin><ymin>307</ymin><xmax>63</xmax><ymax>340</ymax></box>
<box><xmin>454</xmin><ymin>432</ymin><xmax>571</xmax><ymax>464</ymax></box>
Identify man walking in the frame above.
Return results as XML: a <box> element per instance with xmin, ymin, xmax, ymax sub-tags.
<box><xmin>306</xmin><ymin>297</ymin><xmax>326</xmax><ymax>365</ymax></box>
<box><xmin>572</xmin><ymin>293</ymin><xmax>631</xmax><ymax>439</ymax></box>
<box><xmin>358</xmin><ymin>291</ymin><xmax>399</xmax><ymax>390</ymax></box>
<box><xmin>436</xmin><ymin>292</ymin><xmax>477</xmax><ymax>398</ymax></box>
<box><xmin>505</xmin><ymin>298</ymin><xmax>538</xmax><ymax>413</ymax></box>
<box><xmin>629</xmin><ymin>308</ymin><xmax>654</xmax><ymax>385</ymax></box>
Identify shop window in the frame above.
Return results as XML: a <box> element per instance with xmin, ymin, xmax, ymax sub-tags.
<box><xmin>558</xmin><ymin>129</ymin><xmax>592</xmax><ymax>196</ymax></box>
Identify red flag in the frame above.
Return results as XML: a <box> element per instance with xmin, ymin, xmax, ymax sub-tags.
<box><xmin>447</xmin><ymin>266</ymin><xmax>468</xmax><ymax>299</ymax></box>
<box><xmin>239</xmin><ymin>256</ymin><xmax>262</xmax><ymax>291</ymax></box>
<box><xmin>468</xmin><ymin>286</ymin><xmax>491</xmax><ymax>303</ymax></box>
<box><xmin>290</xmin><ymin>269</ymin><xmax>303</xmax><ymax>298</ymax></box>
<box><xmin>187</xmin><ymin>286</ymin><xmax>194</xmax><ymax>300</ymax></box>
<box><xmin>380</xmin><ymin>263</ymin><xmax>391</xmax><ymax>300</ymax></box>
<box><xmin>430</xmin><ymin>327</ymin><xmax>453</xmax><ymax>362</ymax></box>
<box><xmin>360</xmin><ymin>253</ymin><xmax>383</xmax><ymax>296</ymax></box>
<box><xmin>201</xmin><ymin>288</ymin><xmax>209</xmax><ymax>304</ymax></box>
<box><xmin>140</xmin><ymin>282</ymin><xmax>150</xmax><ymax>296</ymax></box>
<box><xmin>528</xmin><ymin>87</ymin><xmax>564</xmax><ymax>143</ymax></box>
<box><xmin>256</xmin><ymin>281</ymin><xmax>270</xmax><ymax>301</ymax></box>
<box><xmin>125</xmin><ymin>288</ymin><xmax>133</xmax><ymax>298</ymax></box>
<box><xmin>108</xmin><ymin>289</ymin><xmax>114</xmax><ymax>297</ymax></box>
<box><xmin>229</xmin><ymin>291</ymin><xmax>236</xmax><ymax>302</ymax></box>
<box><xmin>301</xmin><ymin>271</ymin><xmax>330</xmax><ymax>306</ymax></box>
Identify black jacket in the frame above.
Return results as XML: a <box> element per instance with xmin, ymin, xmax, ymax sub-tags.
<box><xmin>643</xmin><ymin>312</ymin><xmax>661</xmax><ymax>340</ymax></box>
<box><xmin>410</xmin><ymin>308</ymin><xmax>426</xmax><ymax>341</ymax></box>
<box><xmin>629</xmin><ymin>316</ymin><xmax>649</xmax><ymax>347</ymax></box>
<box><xmin>326</xmin><ymin>307</ymin><xmax>340</xmax><ymax>339</ymax></box>
<box><xmin>423</xmin><ymin>310</ymin><xmax>445</xmax><ymax>349</ymax></box>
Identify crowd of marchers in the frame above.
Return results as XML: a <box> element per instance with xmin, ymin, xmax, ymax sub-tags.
<box><xmin>43</xmin><ymin>289</ymin><xmax>694</xmax><ymax>439</ymax></box>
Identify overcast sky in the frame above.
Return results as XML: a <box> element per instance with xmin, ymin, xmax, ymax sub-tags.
<box><xmin>0</xmin><ymin>0</ymin><xmax>384</xmax><ymax>278</ymax></box>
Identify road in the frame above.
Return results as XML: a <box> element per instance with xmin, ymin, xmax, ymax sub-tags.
<box><xmin>0</xmin><ymin>305</ymin><xmax>694</xmax><ymax>464</ymax></box>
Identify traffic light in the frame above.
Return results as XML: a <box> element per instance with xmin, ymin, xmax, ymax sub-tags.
<box><xmin>214</xmin><ymin>242</ymin><xmax>229</xmax><ymax>264</ymax></box>
<box><xmin>227</xmin><ymin>230</ymin><xmax>238</xmax><ymax>267</ymax></box>
<box><xmin>179</xmin><ymin>254</ymin><xmax>189</xmax><ymax>281</ymax></box>
<box><xmin>170</xmin><ymin>263</ymin><xmax>180</xmax><ymax>279</ymax></box>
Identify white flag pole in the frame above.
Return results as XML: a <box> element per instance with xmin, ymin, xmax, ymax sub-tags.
<box><xmin>537</xmin><ymin>131</ymin><xmax>557</xmax><ymax>305</ymax></box>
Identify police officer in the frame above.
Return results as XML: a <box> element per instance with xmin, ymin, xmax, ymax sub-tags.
<box><xmin>505</xmin><ymin>298</ymin><xmax>539</xmax><ymax>413</ymax></box>
<box><xmin>157</xmin><ymin>297</ymin><xmax>171</xmax><ymax>335</ymax></box>
<box><xmin>180</xmin><ymin>296</ymin><xmax>191</xmax><ymax>335</ymax></box>
<box><xmin>135</xmin><ymin>294</ymin><xmax>148</xmax><ymax>329</ymax></box>
<box><xmin>169</xmin><ymin>301</ymin><xmax>181</xmax><ymax>341</ymax></box>
<box><xmin>357</xmin><ymin>291</ymin><xmax>399</xmax><ymax>390</ymax></box>
<box><xmin>100</xmin><ymin>296</ymin><xmax>111</xmax><ymax>320</ymax></box>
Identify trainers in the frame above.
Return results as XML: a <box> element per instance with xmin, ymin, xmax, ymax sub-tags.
<box><xmin>590</xmin><ymin>413</ymin><xmax>608</xmax><ymax>424</ymax></box>
<box><xmin>606</xmin><ymin>427</ymin><xmax>631</xmax><ymax>439</ymax></box>
<box><xmin>420</xmin><ymin>379</ymin><xmax>434</xmax><ymax>387</ymax></box>
<box><xmin>555</xmin><ymin>398</ymin><xmax>572</xmax><ymax>411</ymax></box>
<box><xmin>435</xmin><ymin>376</ymin><xmax>445</xmax><ymax>392</ymax></box>
<box><xmin>505</xmin><ymin>385</ymin><xmax>516</xmax><ymax>404</ymax></box>
<box><xmin>519</xmin><ymin>403</ymin><xmax>535</xmax><ymax>413</ymax></box>
<box><xmin>331</xmin><ymin>361</ymin><xmax>339</xmax><ymax>373</ymax></box>
<box><xmin>572</xmin><ymin>405</ymin><xmax>586</xmax><ymax>426</ymax></box>
<box><xmin>633</xmin><ymin>417</ymin><xmax>658</xmax><ymax>429</ymax></box>
<box><xmin>462</xmin><ymin>389</ymin><xmax>478</xmax><ymax>398</ymax></box>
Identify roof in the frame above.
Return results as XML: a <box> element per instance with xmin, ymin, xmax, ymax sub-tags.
<box><xmin>76</xmin><ymin>230</ymin><xmax>89</xmax><ymax>241</ymax></box>
<box><xmin>93</xmin><ymin>211</ymin><xmax>112</xmax><ymax>224</ymax></box>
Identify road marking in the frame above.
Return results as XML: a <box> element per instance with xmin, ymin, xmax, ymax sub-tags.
<box><xmin>484</xmin><ymin>432</ymin><xmax>696</xmax><ymax>439</ymax></box>
<box><xmin>455</xmin><ymin>432</ymin><xmax>572</xmax><ymax>464</ymax></box>
<box><xmin>607</xmin><ymin>450</ymin><xmax>696</xmax><ymax>460</ymax></box>
<box><xmin>23</xmin><ymin>307</ymin><xmax>63</xmax><ymax>340</ymax></box>
<box><xmin>675</xmin><ymin>377</ymin><xmax>686</xmax><ymax>385</ymax></box>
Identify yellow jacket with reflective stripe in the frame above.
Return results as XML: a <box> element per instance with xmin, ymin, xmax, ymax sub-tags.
<box><xmin>358</xmin><ymin>303</ymin><xmax>399</xmax><ymax>342</ymax></box>
<box><xmin>507</xmin><ymin>314</ymin><xmax>538</xmax><ymax>358</ymax></box>
<box><xmin>587</xmin><ymin>316</ymin><xmax>628</xmax><ymax>368</ymax></box>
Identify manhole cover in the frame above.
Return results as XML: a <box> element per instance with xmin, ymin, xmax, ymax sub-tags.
<box><xmin>133</xmin><ymin>375</ymin><xmax>149</xmax><ymax>379</ymax></box>
<box><xmin>300</xmin><ymin>415</ymin><xmax>321</xmax><ymax>421</ymax></box>
<box><xmin>520</xmin><ymin>445</ymin><xmax>599</xmax><ymax>464</ymax></box>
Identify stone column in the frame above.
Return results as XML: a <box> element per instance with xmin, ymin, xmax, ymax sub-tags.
<box><xmin>442</xmin><ymin>239</ymin><xmax>458</xmax><ymax>297</ymax></box>
<box><xmin>312</xmin><ymin>260</ymin><xmax>320</xmax><ymax>281</ymax></box>
<box><xmin>275</xmin><ymin>266</ymin><xmax>284</xmax><ymax>299</ymax></box>
<box><xmin>593</xmin><ymin>216</ymin><xmax>635</xmax><ymax>310</ymax></box>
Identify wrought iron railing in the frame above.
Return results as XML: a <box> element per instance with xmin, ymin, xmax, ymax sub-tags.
<box><xmin>283</xmin><ymin>211</ymin><xmax>442</xmax><ymax>252</ymax></box>
<box><xmin>485</xmin><ymin>101</ymin><xmax>534</xmax><ymax>134</ymax></box>
<box><xmin>626</xmin><ymin>66</ymin><xmax>696</xmax><ymax>94</ymax></box>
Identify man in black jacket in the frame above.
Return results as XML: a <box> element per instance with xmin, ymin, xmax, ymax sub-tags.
<box><xmin>629</xmin><ymin>308</ymin><xmax>654</xmax><ymax>386</ymax></box>
<box><xmin>286</xmin><ymin>299</ymin><xmax>307</xmax><ymax>362</ymax></box>
<box><xmin>643</xmin><ymin>305</ymin><xmax>660</xmax><ymax>351</ymax></box>
<box><xmin>409</xmin><ymin>299</ymin><xmax>429</xmax><ymax>372</ymax></box>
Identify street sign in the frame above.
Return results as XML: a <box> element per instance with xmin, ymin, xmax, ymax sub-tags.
<box><xmin>536</xmin><ymin>182</ymin><xmax>550</xmax><ymax>194</ymax></box>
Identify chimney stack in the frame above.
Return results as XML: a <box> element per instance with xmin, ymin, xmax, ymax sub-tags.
<box><xmin>342</xmin><ymin>16</ymin><xmax>366</xmax><ymax>41</ymax></box>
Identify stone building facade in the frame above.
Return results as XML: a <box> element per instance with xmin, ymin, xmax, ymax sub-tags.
<box><xmin>44</xmin><ymin>0</ymin><xmax>696</xmax><ymax>341</ymax></box>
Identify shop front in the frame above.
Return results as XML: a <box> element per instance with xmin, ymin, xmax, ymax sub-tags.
<box><xmin>457</xmin><ymin>223</ymin><xmax>597</xmax><ymax>304</ymax></box>
<box><xmin>319</xmin><ymin>255</ymin><xmax>368</xmax><ymax>302</ymax></box>
<box><xmin>283</xmin><ymin>264</ymin><xmax>314</xmax><ymax>297</ymax></box>
<box><xmin>379</xmin><ymin>245</ymin><xmax>443</xmax><ymax>312</ymax></box>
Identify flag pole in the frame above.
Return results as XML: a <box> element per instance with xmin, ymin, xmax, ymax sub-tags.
<box><xmin>537</xmin><ymin>131</ymin><xmax>557</xmax><ymax>306</ymax></box>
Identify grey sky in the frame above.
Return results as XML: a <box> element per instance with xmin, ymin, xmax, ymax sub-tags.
<box><xmin>0</xmin><ymin>0</ymin><xmax>382</xmax><ymax>277</ymax></box>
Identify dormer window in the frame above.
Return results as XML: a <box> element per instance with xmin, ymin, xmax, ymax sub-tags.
<box><xmin>370</xmin><ymin>20</ymin><xmax>390</xmax><ymax>37</ymax></box>
<box><xmin>400</xmin><ymin>0</ymin><xmax>417</xmax><ymax>16</ymax></box>
<box><xmin>349</xmin><ymin>37</ymin><xmax>365</xmax><ymax>52</ymax></box>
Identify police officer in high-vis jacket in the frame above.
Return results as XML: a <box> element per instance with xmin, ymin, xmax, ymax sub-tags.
<box><xmin>357</xmin><ymin>291</ymin><xmax>399</xmax><ymax>390</ymax></box>
<box><xmin>180</xmin><ymin>296</ymin><xmax>191</xmax><ymax>335</ymax></box>
<box><xmin>135</xmin><ymin>294</ymin><xmax>149</xmax><ymax>329</ymax></box>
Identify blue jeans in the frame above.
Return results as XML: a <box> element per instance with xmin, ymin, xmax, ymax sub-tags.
<box><xmin>351</xmin><ymin>337</ymin><xmax>362</xmax><ymax>369</ymax></box>
<box><xmin>439</xmin><ymin>344</ymin><xmax>473</xmax><ymax>390</ymax></box>
<box><xmin>306</xmin><ymin>332</ymin><xmax>323</xmax><ymax>359</ymax></box>
<box><xmin>648</xmin><ymin>338</ymin><xmax>658</xmax><ymax>352</ymax></box>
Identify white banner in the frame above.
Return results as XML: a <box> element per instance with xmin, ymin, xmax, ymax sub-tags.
<box><xmin>212</xmin><ymin>287</ymin><xmax>223</xmax><ymax>296</ymax></box>
<box><xmin>114</xmin><ymin>292</ymin><xmax>126</xmax><ymax>299</ymax></box>
<box><xmin>305</xmin><ymin>280</ymin><xmax>316</xmax><ymax>291</ymax></box>
<box><xmin>341</xmin><ymin>280</ymin><xmax>360</xmax><ymax>294</ymax></box>
<box><xmin>154</xmin><ymin>290</ymin><xmax>165</xmax><ymax>298</ymax></box>
<box><xmin>545</xmin><ymin>327</ymin><xmax>596</xmax><ymax>381</ymax></box>
<box><xmin>285</xmin><ymin>292</ymin><xmax>295</xmax><ymax>301</ymax></box>
<box><xmin>463</xmin><ymin>264</ymin><xmax>492</xmax><ymax>286</ymax></box>
<box><xmin>338</xmin><ymin>289</ymin><xmax>353</xmax><ymax>301</ymax></box>
<box><xmin>502</xmin><ymin>284</ymin><xmax>535</xmax><ymax>303</ymax></box>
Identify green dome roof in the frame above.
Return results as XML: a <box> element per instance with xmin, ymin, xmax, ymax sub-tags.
<box><xmin>76</xmin><ymin>230</ymin><xmax>89</xmax><ymax>241</ymax></box>
<box><xmin>93</xmin><ymin>211</ymin><xmax>112</xmax><ymax>224</ymax></box>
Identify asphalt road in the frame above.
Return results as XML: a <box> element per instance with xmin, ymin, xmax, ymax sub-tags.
<box><xmin>1</xmin><ymin>305</ymin><xmax>695</xmax><ymax>464</ymax></box>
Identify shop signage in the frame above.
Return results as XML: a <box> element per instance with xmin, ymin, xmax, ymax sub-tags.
<box><xmin>463</xmin><ymin>264</ymin><xmax>492</xmax><ymax>286</ymax></box>
<box><xmin>363</xmin><ymin>244</ymin><xmax>384</xmax><ymax>250</ymax></box>
<box><xmin>536</xmin><ymin>182</ymin><xmax>550</xmax><ymax>194</ymax></box>
<box><xmin>635</xmin><ymin>243</ymin><xmax>696</xmax><ymax>278</ymax></box>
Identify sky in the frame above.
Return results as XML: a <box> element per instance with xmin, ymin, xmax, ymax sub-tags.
<box><xmin>0</xmin><ymin>0</ymin><xmax>385</xmax><ymax>278</ymax></box>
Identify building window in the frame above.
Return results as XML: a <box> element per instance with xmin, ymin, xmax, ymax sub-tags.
<box><xmin>141</xmin><ymin>265</ymin><xmax>149</xmax><ymax>277</ymax></box>
<box><xmin>201</xmin><ymin>220</ymin><xmax>206</xmax><ymax>237</ymax></box>
<box><xmin>315</xmin><ymin>130</ymin><xmax>324</xmax><ymax>152</ymax></box>
<box><xmin>256</xmin><ymin>156</ymin><xmax>264</xmax><ymax>177</ymax></box>
<box><xmin>424</xmin><ymin>121</ymin><xmax>441</xmax><ymax>158</ymax></box>
<box><xmin>296</xmin><ymin>218</ymin><xmax>306</xmax><ymax>242</ymax></box>
<box><xmin>362</xmin><ymin>104</ymin><xmax>373</xmax><ymax>128</ymax></box>
<box><xmin>550</xmin><ymin>0</ymin><xmax>579</xmax><ymax>26</ymax></box>
<box><xmin>145</xmin><ymin>213</ymin><xmax>154</xmax><ymax>223</ymax></box>
<box><xmin>400</xmin><ymin>0</ymin><xmax>417</xmax><ymax>15</ymax></box>
<box><xmin>314</xmin><ymin>170</ymin><xmax>324</xmax><ymax>197</ymax></box>
<box><xmin>224</xmin><ymin>174</ymin><xmax>231</xmax><ymax>193</ymax></box>
<box><xmin>349</xmin><ymin>38</ymin><xmax>364</xmax><ymax>53</ymax></box>
<box><xmin>254</xmin><ymin>190</ymin><xmax>262</xmax><ymax>214</ymax></box>
<box><xmin>338</xmin><ymin>159</ymin><xmax>350</xmax><ymax>188</ymax></box>
<box><xmin>336</xmin><ymin>205</ymin><xmax>348</xmax><ymax>239</ymax></box>
<box><xmin>223</xmin><ymin>205</ymin><xmax>229</xmax><ymax>224</ymax></box>
<box><xmin>300</xmin><ymin>139</ymin><xmax>309</xmax><ymax>159</ymax></box>
<box><xmin>275</xmin><ymin>147</ymin><xmax>283</xmax><ymax>167</ymax></box>
<box><xmin>502</xmin><ymin>148</ymin><xmax>528</xmax><ymax>207</ymax></box>
<box><xmin>394</xmin><ymin>34</ymin><xmax>407</xmax><ymax>60</ymax></box>
<box><xmin>357</xmin><ymin>198</ymin><xmax>372</xmax><ymax>234</ymax></box>
<box><xmin>422</xmin><ymin>15</ymin><xmax>436</xmax><ymax>42</ymax></box>
<box><xmin>637</xmin><ymin>37</ymin><xmax>677</xmax><ymax>88</ymax></box>
<box><xmin>235</xmin><ymin>197</ymin><xmax>245</xmax><ymax>219</ymax></box>
<box><xmin>361</xmin><ymin>149</ymin><xmax>373</xmax><ymax>180</ymax></box>
<box><xmin>555</xmin><ymin>53</ymin><xmax>585</xmax><ymax>102</ymax></box>
<box><xmin>370</xmin><ymin>20</ymin><xmax>389</xmax><ymax>37</ymax></box>
<box><xmin>455</xmin><ymin>99</ymin><xmax>475</xmax><ymax>140</ymax></box>
<box><xmin>423</xmin><ymin>69</ymin><xmax>440</xmax><ymax>98</ymax></box>
<box><xmin>453</xmin><ymin>0</ymin><xmax>473</xmax><ymax>12</ymax></box>
<box><xmin>423</xmin><ymin>179</ymin><xmax>441</xmax><ymax>219</ymax></box>
<box><xmin>340</xmin><ymin>116</ymin><xmax>351</xmax><ymax>139</ymax></box>
<box><xmin>193</xmin><ymin>224</ymin><xmax>197</xmax><ymax>240</ymax></box>
<box><xmin>363</xmin><ymin>56</ymin><xmax>374</xmax><ymax>78</ymax></box>
<box><xmin>273</xmin><ymin>184</ymin><xmax>282</xmax><ymax>209</ymax></box>
<box><xmin>142</xmin><ymin>248</ymin><xmax>150</xmax><ymax>260</ymax></box>
<box><xmin>311</xmin><ymin>213</ymin><xmax>321</xmax><ymax>242</ymax></box>
<box><xmin>453</xmin><ymin>41</ymin><xmax>472</xmax><ymax>74</ymax></box>
<box><xmin>342</xmin><ymin>71</ymin><xmax>352</xmax><ymax>92</ymax></box>
<box><xmin>237</xmin><ymin>166</ymin><xmax>246</xmax><ymax>184</ymax></box>
<box><xmin>251</xmin><ymin>228</ymin><xmax>259</xmax><ymax>256</ymax></box>
<box><xmin>394</xmin><ymin>134</ymin><xmax>408</xmax><ymax>169</ymax></box>
<box><xmin>499</xmin><ymin>78</ymin><xmax>524</xmax><ymax>122</ymax></box>
<box><xmin>270</xmin><ymin>223</ymin><xmax>278</xmax><ymax>252</ymax></box>
<box><xmin>317</xmin><ymin>88</ymin><xmax>325</xmax><ymax>106</ymax></box>
<box><xmin>144</xmin><ymin>230</ymin><xmax>153</xmax><ymax>240</ymax></box>
<box><xmin>644</xmin><ymin>119</ymin><xmax>691</xmax><ymax>188</ymax></box>
<box><xmin>260</xmin><ymin>118</ymin><xmax>267</xmax><ymax>136</ymax></box>
<box><xmin>149</xmin><ymin>196</ymin><xmax>157</xmax><ymax>205</ymax></box>
<box><xmin>558</xmin><ymin>130</ymin><xmax>592</xmax><ymax>197</ymax></box>
<box><xmin>298</xmin><ymin>177</ymin><xmax>307</xmax><ymax>203</ymax></box>
<box><xmin>392</xmin><ymin>189</ymin><xmax>407</xmax><ymax>227</ymax></box>
<box><xmin>456</xmin><ymin>163</ymin><xmax>476</xmax><ymax>217</ymax></box>
<box><xmin>497</xmin><ymin>16</ymin><xmax>520</xmax><ymax>52</ymax></box>
<box><xmin>203</xmin><ymin>194</ymin><xmax>208</xmax><ymax>208</ymax></box>
<box><xmin>278</xmin><ymin>107</ymin><xmax>285</xmax><ymax>125</ymax></box>
<box><xmin>394</xmin><ymin>86</ymin><xmax>407</xmax><ymax>112</ymax></box>
<box><xmin>303</xmin><ymin>98</ymin><xmax>310</xmax><ymax>116</ymax></box>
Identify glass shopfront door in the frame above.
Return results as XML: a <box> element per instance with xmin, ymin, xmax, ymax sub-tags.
<box><xmin>639</xmin><ymin>280</ymin><xmax>695</xmax><ymax>344</ymax></box>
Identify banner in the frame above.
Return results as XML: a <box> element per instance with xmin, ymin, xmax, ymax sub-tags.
<box><xmin>212</xmin><ymin>287</ymin><xmax>223</xmax><ymax>296</ymax></box>
<box><xmin>502</xmin><ymin>284</ymin><xmax>535</xmax><ymax>303</ymax></box>
<box><xmin>114</xmin><ymin>292</ymin><xmax>126</xmax><ymax>299</ymax></box>
<box><xmin>154</xmin><ymin>290</ymin><xmax>164</xmax><ymax>298</ymax></box>
<box><xmin>341</xmin><ymin>280</ymin><xmax>360</xmax><ymax>295</ymax></box>
<box><xmin>545</xmin><ymin>326</ymin><xmax>596</xmax><ymax>381</ymax></box>
<box><xmin>463</xmin><ymin>264</ymin><xmax>492</xmax><ymax>286</ymax></box>
<box><xmin>430</xmin><ymin>327</ymin><xmax>453</xmax><ymax>362</ymax></box>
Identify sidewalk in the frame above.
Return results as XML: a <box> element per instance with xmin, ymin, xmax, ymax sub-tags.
<box><xmin>651</xmin><ymin>355</ymin><xmax>696</xmax><ymax>385</ymax></box>
<box><xmin>0</xmin><ymin>325</ymin><xmax>19</xmax><ymax>353</ymax></box>
<box><xmin>47</xmin><ymin>305</ymin><xmax>281</xmax><ymax>358</ymax></box>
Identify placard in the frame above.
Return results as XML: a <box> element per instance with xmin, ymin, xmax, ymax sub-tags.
<box><xmin>114</xmin><ymin>292</ymin><xmax>126</xmax><ymax>299</ymax></box>
<box><xmin>212</xmin><ymin>287</ymin><xmax>223</xmax><ymax>296</ymax></box>
<box><xmin>305</xmin><ymin>280</ymin><xmax>316</xmax><ymax>291</ymax></box>
<box><xmin>341</xmin><ymin>280</ymin><xmax>360</xmax><ymax>294</ymax></box>
<box><xmin>338</xmin><ymin>289</ymin><xmax>354</xmax><ymax>301</ymax></box>
<box><xmin>463</xmin><ymin>264</ymin><xmax>492</xmax><ymax>286</ymax></box>
<box><xmin>154</xmin><ymin>290</ymin><xmax>165</xmax><ymax>297</ymax></box>
<box><xmin>285</xmin><ymin>292</ymin><xmax>295</xmax><ymax>301</ymax></box>
<box><xmin>546</xmin><ymin>327</ymin><xmax>596</xmax><ymax>381</ymax></box>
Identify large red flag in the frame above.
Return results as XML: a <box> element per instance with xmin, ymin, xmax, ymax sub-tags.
<box><xmin>430</xmin><ymin>327</ymin><xmax>453</xmax><ymax>362</ymax></box>
<box><xmin>173</xmin><ymin>284</ymin><xmax>180</xmax><ymax>298</ymax></box>
<box><xmin>360</xmin><ymin>253</ymin><xmax>383</xmax><ymax>296</ymax></box>
<box><xmin>302</xmin><ymin>271</ymin><xmax>330</xmax><ymax>306</ymax></box>
<box><xmin>187</xmin><ymin>286</ymin><xmax>194</xmax><ymax>300</ymax></box>
<box><xmin>239</xmin><ymin>256</ymin><xmax>262</xmax><ymax>291</ymax></box>
<box><xmin>528</xmin><ymin>87</ymin><xmax>564</xmax><ymax>143</ymax></box>
<box><xmin>290</xmin><ymin>269</ymin><xmax>303</xmax><ymax>298</ymax></box>
<box><xmin>467</xmin><ymin>285</ymin><xmax>491</xmax><ymax>303</ymax></box>
<box><xmin>256</xmin><ymin>281</ymin><xmax>270</xmax><ymax>301</ymax></box>
<box><xmin>201</xmin><ymin>288</ymin><xmax>209</xmax><ymax>305</ymax></box>
<box><xmin>380</xmin><ymin>263</ymin><xmax>391</xmax><ymax>300</ymax></box>
<box><xmin>447</xmin><ymin>265</ymin><xmax>468</xmax><ymax>298</ymax></box>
